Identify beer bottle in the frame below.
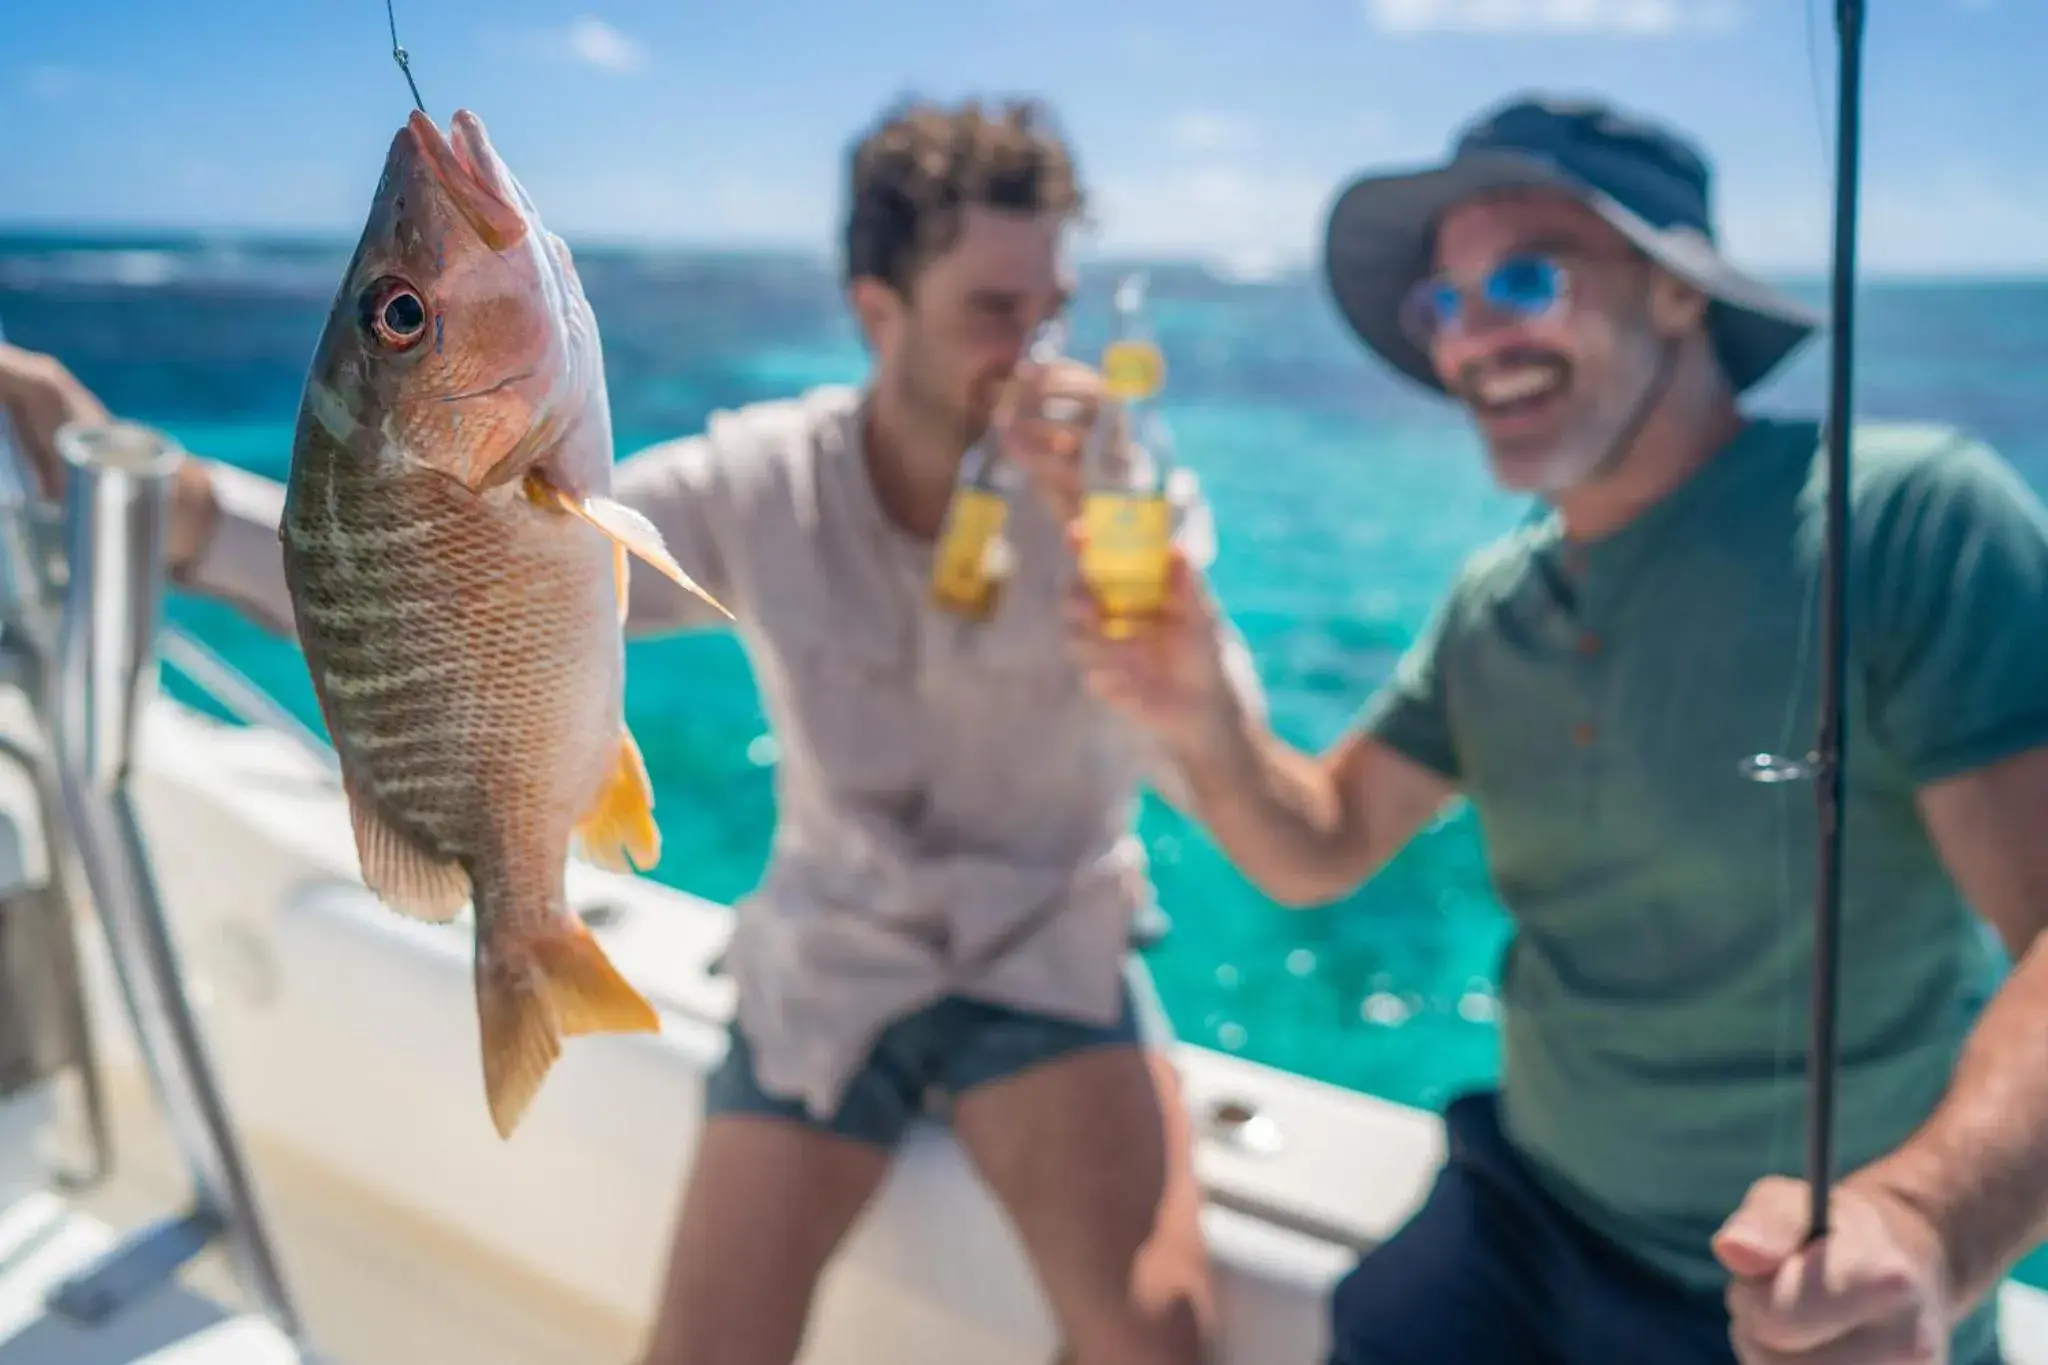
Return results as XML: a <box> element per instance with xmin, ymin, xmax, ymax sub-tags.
<box><xmin>1079</xmin><ymin>275</ymin><xmax>1175</xmax><ymax>638</ymax></box>
<box><xmin>928</xmin><ymin>317</ymin><xmax>1069</xmax><ymax>619</ymax></box>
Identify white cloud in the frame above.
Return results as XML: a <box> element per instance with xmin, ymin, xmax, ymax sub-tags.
<box><xmin>1089</xmin><ymin>162</ymin><xmax>1335</xmax><ymax>276</ymax></box>
<box><xmin>1079</xmin><ymin>144</ymin><xmax>2048</xmax><ymax>280</ymax></box>
<box><xmin>1164</xmin><ymin>112</ymin><xmax>1255</xmax><ymax>156</ymax></box>
<box><xmin>1365</xmin><ymin>0</ymin><xmax>1742</xmax><ymax>36</ymax></box>
<box><xmin>481</xmin><ymin>16</ymin><xmax>651</xmax><ymax>77</ymax></box>
<box><xmin>1348</xmin><ymin>110</ymin><xmax>1401</xmax><ymax>149</ymax></box>
<box><xmin>1082</xmin><ymin>112</ymin><xmax>1434</xmax><ymax>275</ymax></box>
<box><xmin>563</xmin><ymin>16</ymin><xmax>648</xmax><ymax>73</ymax></box>
<box><xmin>1856</xmin><ymin>170</ymin><xmax>2047</xmax><ymax>276</ymax></box>
<box><xmin>1647</xmin><ymin>165</ymin><xmax>2047</xmax><ymax>278</ymax></box>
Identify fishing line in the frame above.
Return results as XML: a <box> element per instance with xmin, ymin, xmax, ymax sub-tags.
<box><xmin>384</xmin><ymin>0</ymin><xmax>427</xmax><ymax>115</ymax></box>
<box><xmin>1802</xmin><ymin>0</ymin><xmax>1835</xmax><ymax>166</ymax></box>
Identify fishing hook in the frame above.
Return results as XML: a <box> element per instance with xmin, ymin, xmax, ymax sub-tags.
<box><xmin>384</xmin><ymin>0</ymin><xmax>427</xmax><ymax>115</ymax></box>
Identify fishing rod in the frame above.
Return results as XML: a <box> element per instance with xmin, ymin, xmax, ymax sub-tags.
<box><xmin>1806</xmin><ymin>0</ymin><xmax>1866</xmax><ymax>1243</ymax></box>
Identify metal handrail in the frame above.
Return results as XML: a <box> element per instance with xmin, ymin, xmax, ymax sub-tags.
<box><xmin>0</xmin><ymin>403</ymin><xmax>315</xmax><ymax>1352</ymax></box>
<box><xmin>41</xmin><ymin>420</ymin><xmax>308</xmax><ymax>1346</ymax></box>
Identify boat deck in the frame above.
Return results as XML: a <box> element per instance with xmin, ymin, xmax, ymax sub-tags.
<box><xmin>0</xmin><ymin>1073</ymin><xmax>637</xmax><ymax>1365</ymax></box>
<box><xmin>0</xmin><ymin>1081</ymin><xmax>300</xmax><ymax>1365</ymax></box>
<box><xmin>0</xmin><ymin>1190</ymin><xmax>301</xmax><ymax>1365</ymax></box>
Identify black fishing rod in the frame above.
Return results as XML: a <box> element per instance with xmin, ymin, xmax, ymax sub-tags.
<box><xmin>1807</xmin><ymin>0</ymin><xmax>1866</xmax><ymax>1243</ymax></box>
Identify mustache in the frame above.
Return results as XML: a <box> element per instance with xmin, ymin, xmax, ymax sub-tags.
<box><xmin>1452</xmin><ymin>349</ymin><xmax>1572</xmax><ymax>404</ymax></box>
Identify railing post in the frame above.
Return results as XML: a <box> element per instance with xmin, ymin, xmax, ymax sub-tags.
<box><xmin>41</xmin><ymin>419</ymin><xmax>308</xmax><ymax>1348</ymax></box>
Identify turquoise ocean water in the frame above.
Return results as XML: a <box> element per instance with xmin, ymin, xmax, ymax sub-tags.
<box><xmin>4</xmin><ymin>232</ymin><xmax>2044</xmax><ymax>1285</ymax></box>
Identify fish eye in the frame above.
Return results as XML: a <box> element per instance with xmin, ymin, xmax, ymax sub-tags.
<box><xmin>357</xmin><ymin>277</ymin><xmax>430</xmax><ymax>352</ymax></box>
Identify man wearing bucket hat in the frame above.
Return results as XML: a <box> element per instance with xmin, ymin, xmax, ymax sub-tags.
<box><xmin>1070</xmin><ymin>93</ymin><xmax>2048</xmax><ymax>1364</ymax></box>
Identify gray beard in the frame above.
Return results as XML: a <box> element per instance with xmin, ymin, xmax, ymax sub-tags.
<box><xmin>1527</xmin><ymin>327</ymin><xmax>1670</xmax><ymax>496</ymax></box>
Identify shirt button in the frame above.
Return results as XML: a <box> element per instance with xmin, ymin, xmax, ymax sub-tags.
<box><xmin>1571</xmin><ymin>722</ymin><xmax>1596</xmax><ymax>747</ymax></box>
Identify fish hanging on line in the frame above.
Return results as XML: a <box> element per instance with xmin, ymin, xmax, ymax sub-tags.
<box><xmin>279</xmin><ymin>107</ymin><xmax>730</xmax><ymax>1139</ymax></box>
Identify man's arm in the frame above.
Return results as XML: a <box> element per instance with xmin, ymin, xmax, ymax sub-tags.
<box><xmin>608</xmin><ymin>433</ymin><xmax>738</xmax><ymax>636</ymax></box>
<box><xmin>1164</xmin><ymin>581</ymin><xmax>1463</xmax><ymax>909</ymax></box>
<box><xmin>171</xmin><ymin>458</ymin><xmax>294</xmax><ymax>635</ymax></box>
<box><xmin>1174</xmin><ymin>685</ymin><xmax>1458</xmax><ymax>910</ymax></box>
<box><xmin>1842</xmin><ymin>434</ymin><xmax>2048</xmax><ymax>1314</ymax></box>
<box><xmin>167</xmin><ymin>431</ymin><xmax>738</xmax><ymax>641</ymax></box>
<box><xmin>1862</xmin><ymin>746</ymin><xmax>2048</xmax><ymax>1314</ymax></box>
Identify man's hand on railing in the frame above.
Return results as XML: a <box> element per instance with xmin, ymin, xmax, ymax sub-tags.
<box><xmin>0</xmin><ymin>342</ymin><xmax>108</xmax><ymax>499</ymax></box>
<box><xmin>0</xmin><ymin>343</ymin><xmax>219</xmax><ymax>576</ymax></box>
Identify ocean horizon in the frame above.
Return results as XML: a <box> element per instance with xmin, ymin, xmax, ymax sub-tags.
<box><xmin>7</xmin><ymin>220</ymin><xmax>2048</xmax><ymax>288</ymax></box>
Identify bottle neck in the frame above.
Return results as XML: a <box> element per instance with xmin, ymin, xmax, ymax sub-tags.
<box><xmin>1085</xmin><ymin>397</ymin><xmax>1168</xmax><ymax>493</ymax></box>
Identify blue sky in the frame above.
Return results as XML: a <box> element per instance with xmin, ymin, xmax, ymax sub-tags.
<box><xmin>3</xmin><ymin>0</ymin><xmax>2038</xmax><ymax>276</ymax></box>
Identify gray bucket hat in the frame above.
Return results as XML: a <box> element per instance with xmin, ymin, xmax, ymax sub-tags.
<box><xmin>1323</xmin><ymin>93</ymin><xmax>1822</xmax><ymax>394</ymax></box>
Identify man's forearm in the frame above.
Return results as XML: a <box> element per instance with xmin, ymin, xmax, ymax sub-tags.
<box><xmin>169</xmin><ymin>458</ymin><xmax>299</xmax><ymax>638</ymax></box>
<box><xmin>1859</xmin><ymin>934</ymin><xmax>2048</xmax><ymax>1313</ymax></box>
<box><xmin>1174</xmin><ymin>701</ymin><xmax>1359</xmax><ymax>908</ymax></box>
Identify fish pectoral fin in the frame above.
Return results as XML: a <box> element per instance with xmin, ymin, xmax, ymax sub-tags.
<box><xmin>476</xmin><ymin>915</ymin><xmax>660</xmax><ymax>1139</ymax></box>
<box><xmin>572</xmin><ymin>728</ymin><xmax>661</xmax><ymax>874</ymax></box>
<box><xmin>613</xmin><ymin>540</ymin><xmax>630</xmax><ymax>628</ymax></box>
<box><xmin>349</xmin><ymin>788</ymin><xmax>471</xmax><ymax>922</ymax></box>
<box><xmin>521</xmin><ymin>473</ymin><xmax>734</xmax><ymax>621</ymax></box>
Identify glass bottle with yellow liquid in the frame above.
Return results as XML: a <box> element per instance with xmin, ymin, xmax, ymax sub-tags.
<box><xmin>926</xmin><ymin>436</ymin><xmax>1015</xmax><ymax>620</ymax></box>
<box><xmin>1080</xmin><ymin>274</ymin><xmax>1176</xmax><ymax>637</ymax></box>
<box><xmin>928</xmin><ymin>317</ymin><xmax>1069</xmax><ymax>620</ymax></box>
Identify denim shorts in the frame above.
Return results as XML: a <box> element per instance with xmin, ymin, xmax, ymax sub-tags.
<box><xmin>703</xmin><ymin>957</ymin><xmax>1165</xmax><ymax>1149</ymax></box>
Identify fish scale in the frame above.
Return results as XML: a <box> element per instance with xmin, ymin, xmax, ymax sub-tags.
<box><xmin>275</xmin><ymin>108</ymin><xmax>726</xmax><ymax>1139</ymax></box>
<box><xmin>289</xmin><ymin>449</ymin><xmax>617</xmax><ymax>865</ymax></box>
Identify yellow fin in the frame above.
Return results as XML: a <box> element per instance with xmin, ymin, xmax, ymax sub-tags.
<box><xmin>534</xmin><ymin>917</ymin><xmax>661</xmax><ymax>1037</ymax></box>
<box><xmin>522</xmin><ymin>473</ymin><xmax>733</xmax><ymax>621</ymax></box>
<box><xmin>348</xmin><ymin>788</ymin><xmax>470</xmax><ymax>922</ymax></box>
<box><xmin>476</xmin><ymin>916</ymin><xmax>661</xmax><ymax>1139</ymax></box>
<box><xmin>574</xmin><ymin>728</ymin><xmax>661</xmax><ymax>874</ymax></box>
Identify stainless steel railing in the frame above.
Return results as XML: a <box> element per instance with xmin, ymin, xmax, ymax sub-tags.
<box><xmin>0</xmin><ymin>340</ymin><xmax>316</xmax><ymax>1353</ymax></box>
<box><xmin>40</xmin><ymin>420</ymin><xmax>306</xmax><ymax>1345</ymax></box>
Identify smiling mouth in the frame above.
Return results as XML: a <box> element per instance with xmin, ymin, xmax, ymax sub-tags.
<box><xmin>1464</xmin><ymin>360</ymin><xmax>1570</xmax><ymax>421</ymax></box>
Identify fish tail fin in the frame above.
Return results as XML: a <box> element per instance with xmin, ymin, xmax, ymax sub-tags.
<box><xmin>476</xmin><ymin>911</ymin><xmax>660</xmax><ymax>1139</ymax></box>
<box><xmin>531</xmin><ymin>914</ymin><xmax>661</xmax><ymax>1038</ymax></box>
<box><xmin>572</xmin><ymin>727</ymin><xmax>660</xmax><ymax>874</ymax></box>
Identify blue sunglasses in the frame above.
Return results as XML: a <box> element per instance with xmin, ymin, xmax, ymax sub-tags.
<box><xmin>1399</xmin><ymin>254</ymin><xmax>1572</xmax><ymax>347</ymax></box>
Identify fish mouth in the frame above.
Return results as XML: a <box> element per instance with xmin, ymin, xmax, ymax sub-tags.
<box><xmin>406</xmin><ymin>109</ymin><xmax>528</xmax><ymax>253</ymax></box>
